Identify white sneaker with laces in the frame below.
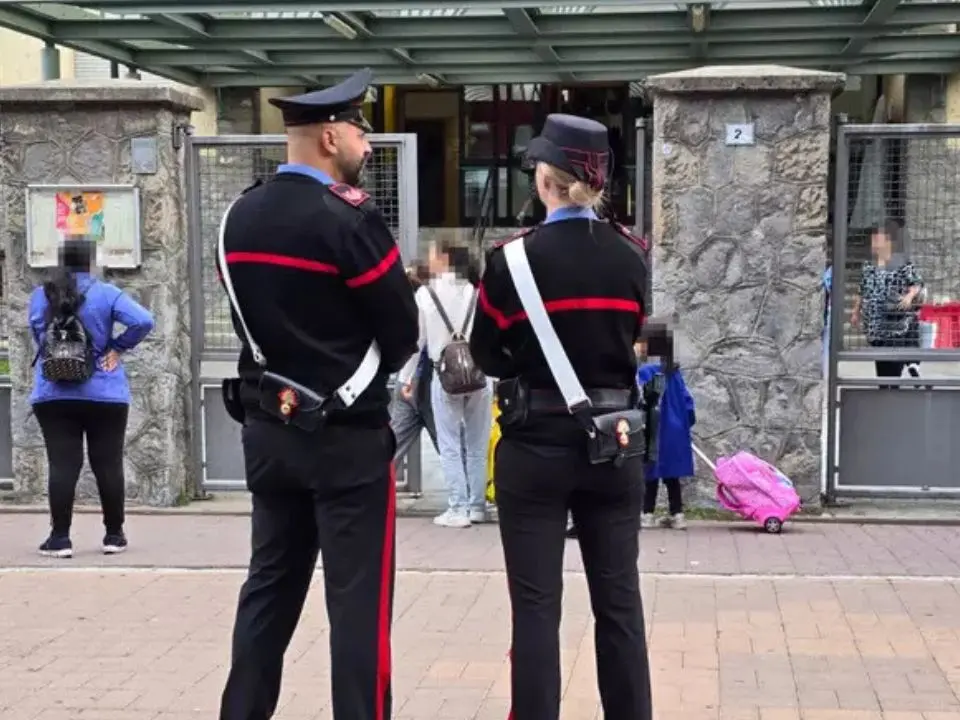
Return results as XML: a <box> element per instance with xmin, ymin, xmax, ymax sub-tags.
<box><xmin>434</xmin><ymin>509</ymin><xmax>471</xmax><ymax>529</ymax></box>
<box><xmin>640</xmin><ymin>513</ymin><xmax>657</xmax><ymax>529</ymax></box>
<box><xmin>670</xmin><ymin>513</ymin><xmax>688</xmax><ymax>530</ymax></box>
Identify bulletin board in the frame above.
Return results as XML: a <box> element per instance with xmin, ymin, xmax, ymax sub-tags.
<box><xmin>25</xmin><ymin>184</ymin><xmax>142</xmax><ymax>269</ymax></box>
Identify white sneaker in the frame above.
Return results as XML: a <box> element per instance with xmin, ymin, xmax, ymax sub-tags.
<box><xmin>640</xmin><ymin>513</ymin><xmax>657</xmax><ymax>529</ymax></box>
<box><xmin>669</xmin><ymin>513</ymin><xmax>688</xmax><ymax>530</ymax></box>
<box><xmin>469</xmin><ymin>508</ymin><xmax>487</xmax><ymax>524</ymax></box>
<box><xmin>433</xmin><ymin>509</ymin><xmax>471</xmax><ymax>529</ymax></box>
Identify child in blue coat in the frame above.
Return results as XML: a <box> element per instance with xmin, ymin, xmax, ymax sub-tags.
<box><xmin>637</xmin><ymin>353</ymin><xmax>696</xmax><ymax>530</ymax></box>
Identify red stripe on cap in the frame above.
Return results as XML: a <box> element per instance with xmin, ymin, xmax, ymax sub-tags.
<box><xmin>346</xmin><ymin>245</ymin><xmax>400</xmax><ymax>288</ymax></box>
<box><xmin>225</xmin><ymin>251</ymin><xmax>339</xmax><ymax>275</ymax></box>
<box><xmin>375</xmin><ymin>464</ymin><xmax>397</xmax><ymax>720</ymax></box>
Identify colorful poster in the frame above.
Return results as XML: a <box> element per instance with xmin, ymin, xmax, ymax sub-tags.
<box><xmin>55</xmin><ymin>191</ymin><xmax>105</xmax><ymax>242</ymax></box>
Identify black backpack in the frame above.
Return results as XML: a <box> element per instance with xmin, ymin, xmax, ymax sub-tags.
<box><xmin>425</xmin><ymin>286</ymin><xmax>487</xmax><ymax>396</ymax></box>
<box><xmin>37</xmin><ymin>299</ymin><xmax>95</xmax><ymax>383</ymax></box>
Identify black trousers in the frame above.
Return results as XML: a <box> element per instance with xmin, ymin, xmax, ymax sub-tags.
<box><xmin>33</xmin><ymin>400</ymin><xmax>129</xmax><ymax>536</ymax></box>
<box><xmin>495</xmin><ymin>438</ymin><xmax>652</xmax><ymax>720</ymax></box>
<box><xmin>642</xmin><ymin>477</ymin><xmax>682</xmax><ymax>515</ymax></box>
<box><xmin>220</xmin><ymin>420</ymin><xmax>396</xmax><ymax>720</ymax></box>
<box><xmin>870</xmin><ymin>336</ymin><xmax>920</xmax><ymax>387</ymax></box>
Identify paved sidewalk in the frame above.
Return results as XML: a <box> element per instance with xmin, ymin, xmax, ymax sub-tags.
<box><xmin>3</xmin><ymin>515</ymin><xmax>960</xmax><ymax>719</ymax></box>
<box><xmin>3</xmin><ymin>513</ymin><xmax>960</xmax><ymax>576</ymax></box>
<box><xmin>3</xmin><ymin>569</ymin><xmax>960</xmax><ymax>720</ymax></box>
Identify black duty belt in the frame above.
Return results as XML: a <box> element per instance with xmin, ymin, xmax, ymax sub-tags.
<box><xmin>527</xmin><ymin>388</ymin><xmax>633</xmax><ymax>414</ymax></box>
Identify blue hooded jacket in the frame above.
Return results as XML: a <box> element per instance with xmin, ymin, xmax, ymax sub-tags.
<box><xmin>29</xmin><ymin>273</ymin><xmax>154</xmax><ymax>405</ymax></box>
<box><xmin>637</xmin><ymin>361</ymin><xmax>696</xmax><ymax>480</ymax></box>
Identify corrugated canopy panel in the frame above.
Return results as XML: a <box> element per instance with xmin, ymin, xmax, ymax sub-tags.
<box><xmin>3</xmin><ymin>1</ymin><xmax>960</xmax><ymax>86</ymax></box>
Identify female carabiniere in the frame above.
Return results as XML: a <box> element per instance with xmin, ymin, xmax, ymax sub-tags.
<box><xmin>469</xmin><ymin>113</ymin><xmax>653</xmax><ymax>720</ymax></box>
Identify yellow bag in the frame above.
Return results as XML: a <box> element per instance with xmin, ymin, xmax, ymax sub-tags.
<box><xmin>486</xmin><ymin>399</ymin><xmax>501</xmax><ymax>503</ymax></box>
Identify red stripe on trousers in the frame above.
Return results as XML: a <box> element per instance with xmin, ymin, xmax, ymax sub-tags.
<box><xmin>506</xmin><ymin>648</ymin><xmax>514</xmax><ymax>720</ymax></box>
<box><xmin>346</xmin><ymin>245</ymin><xmax>401</xmax><ymax>288</ymax></box>
<box><xmin>224</xmin><ymin>251</ymin><xmax>339</xmax><ymax>275</ymax></box>
<box><xmin>376</xmin><ymin>464</ymin><xmax>397</xmax><ymax>720</ymax></box>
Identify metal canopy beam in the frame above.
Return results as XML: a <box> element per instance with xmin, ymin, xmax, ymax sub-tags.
<box><xmin>502</xmin><ymin>8</ymin><xmax>575</xmax><ymax>84</ymax></box>
<box><xmin>841</xmin><ymin>0</ymin><xmax>903</xmax><ymax>59</ymax></box>
<box><xmin>43</xmin><ymin>8</ymin><xmax>960</xmax><ymax>42</ymax></box>
<box><xmin>201</xmin><ymin>57</ymin><xmax>960</xmax><ymax>87</ymax></box>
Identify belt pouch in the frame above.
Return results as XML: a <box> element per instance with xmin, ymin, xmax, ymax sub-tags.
<box><xmin>257</xmin><ymin>371</ymin><xmax>328</xmax><ymax>432</ymax></box>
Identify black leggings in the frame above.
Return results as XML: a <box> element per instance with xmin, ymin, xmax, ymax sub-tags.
<box><xmin>34</xmin><ymin>400</ymin><xmax>129</xmax><ymax>536</ymax></box>
<box><xmin>642</xmin><ymin>477</ymin><xmax>683</xmax><ymax>515</ymax></box>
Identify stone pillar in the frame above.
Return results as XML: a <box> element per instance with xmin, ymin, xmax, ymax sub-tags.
<box><xmin>647</xmin><ymin>65</ymin><xmax>844</xmax><ymax>504</ymax></box>
<box><xmin>0</xmin><ymin>81</ymin><xmax>204</xmax><ymax>506</ymax></box>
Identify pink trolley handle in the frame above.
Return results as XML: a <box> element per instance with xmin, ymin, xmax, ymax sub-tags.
<box><xmin>692</xmin><ymin>443</ymin><xmax>717</xmax><ymax>472</ymax></box>
<box><xmin>693</xmin><ymin>444</ymin><xmax>743</xmax><ymax>510</ymax></box>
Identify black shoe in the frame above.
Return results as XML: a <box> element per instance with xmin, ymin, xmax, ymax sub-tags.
<box><xmin>38</xmin><ymin>535</ymin><xmax>73</xmax><ymax>558</ymax></box>
<box><xmin>102</xmin><ymin>532</ymin><xmax>128</xmax><ymax>555</ymax></box>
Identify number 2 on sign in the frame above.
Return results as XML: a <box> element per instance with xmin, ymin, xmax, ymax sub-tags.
<box><xmin>725</xmin><ymin>123</ymin><xmax>755</xmax><ymax>146</ymax></box>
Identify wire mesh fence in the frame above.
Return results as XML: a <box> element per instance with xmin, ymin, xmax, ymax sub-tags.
<box><xmin>837</xmin><ymin>127</ymin><xmax>960</xmax><ymax>354</ymax></box>
<box><xmin>192</xmin><ymin>138</ymin><xmax>405</xmax><ymax>354</ymax></box>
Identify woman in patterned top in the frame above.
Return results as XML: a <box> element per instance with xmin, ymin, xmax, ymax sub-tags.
<box><xmin>851</xmin><ymin>220</ymin><xmax>924</xmax><ymax>380</ymax></box>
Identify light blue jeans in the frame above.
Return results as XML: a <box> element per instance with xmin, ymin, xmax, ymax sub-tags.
<box><xmin>431</xmin><ymin>379</ymin><xmax>492</xmax><ymax>512</ymax></box>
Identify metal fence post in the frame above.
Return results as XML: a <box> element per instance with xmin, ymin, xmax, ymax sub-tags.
<box><xmin>397</xmin><ymin>133</ymin><xmax>420</xmax><ymax>262</ymax></box>
<box><xmin>825</xmin><ymin>115</ymin><xmax>850</xmax><ymax>505</ymax></box>
<box><xmin>184</xmin><ymin>135</ymin><xmax>208</xmax><ymax>499</ymax></box>
<box><xmin>634</xmin><ymin>117</ymin><xmax>647</xmax><ymax>239</ymax></box>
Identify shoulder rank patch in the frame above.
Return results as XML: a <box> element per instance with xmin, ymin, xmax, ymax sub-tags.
<box><xmin>491</xmin><ymin>225</ymin><xmax>537</xmax><ymax>251</ymax></box>
<box><xmin>613</xmin><ymin>222</ymin><xmax>649</xmax><ymax>252</ymax></box>
<box><xmin>329</xmin><ymin>182</ymin><xmax>370</xmax><ymax>207</ymax></box>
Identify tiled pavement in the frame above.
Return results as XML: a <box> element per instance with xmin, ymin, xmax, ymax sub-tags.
<box><xmin>4</xmin><ymin>513</ymin><xmax>960</xmax><ymax>576</ymax></box>
<box><xmin>3</xmin><ymin>515</ymin><xmax>960</xmax><ymax>719</ymax></box>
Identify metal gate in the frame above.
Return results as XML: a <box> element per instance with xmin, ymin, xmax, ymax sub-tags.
<box><xmin>827</xmin><ymin>122</ymin><xmax>960</xmax><ymax>499</ymax></box>
<box><xmin>185</xmin><ymin>134</ymin><xmax>420</xmax><ymax>493</ymax></box>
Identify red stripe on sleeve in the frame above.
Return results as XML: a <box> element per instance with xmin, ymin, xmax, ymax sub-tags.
<box><xmin>478</xmin><ymin>282</ymin><xmax>511</xmax><ymax>330</ymax></box>
<box><xmin>500</xmin><ymin>297</ymin><xmax>641</xmax><ymax>329</ymax></box>
<box><xmin>346</xmin><ymin>245</ymin><xmax>401</xmax><ymax>289</ymax></box>
<box><xmin>225</xmin><ymin>251</ymin><xmax>339</xmax><ymax>275</ymax></box>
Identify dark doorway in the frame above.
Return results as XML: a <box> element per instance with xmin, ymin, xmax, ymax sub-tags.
<box><xmin>406</xmin><ymin>119</ymin><xmax>447</xmax><ymax>227</ymax></box>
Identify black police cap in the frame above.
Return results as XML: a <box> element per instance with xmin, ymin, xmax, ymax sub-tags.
<box><xmin>524</xmin><ymin>113</ymin><xmax>610</xmax><ymax>190</ymax></box>
<box><xmin>269</xmin><ymin>68</ymin><xmax>374</xmax><ymax>131</ymax></box>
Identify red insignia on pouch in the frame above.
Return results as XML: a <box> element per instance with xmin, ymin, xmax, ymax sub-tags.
<box><xmin>615</xmin><ymin>418</ymin><xmax>631</xmax><ymax>449</ymax></box>
<box><xmin>278</xmin><ymin>387</ymin><xmax>299</xmax><ymax>417</ymax></box>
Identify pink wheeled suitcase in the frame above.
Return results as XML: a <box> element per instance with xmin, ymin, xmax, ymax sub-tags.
<box><xmin>692</xmin><ymin>445</ymin><xmax>801</xmax><ymax>534</ymax></box>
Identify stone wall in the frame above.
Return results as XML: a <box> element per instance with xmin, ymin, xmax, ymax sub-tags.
<box><xmin>0</xmin><ymin>81</ymin><xmax>203</xmax><ymax>506</ymax></box>
<box><xmin>648</xmin><ymin>66</ymin><xmax>844</xmax><ymax>505</ymax></box>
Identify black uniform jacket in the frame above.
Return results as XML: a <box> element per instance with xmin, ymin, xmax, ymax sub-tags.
<box><xmin>470</xmin><ymin>218</ymin><xmax>649</xmax><ymax>446</ymax></box>
<box><xmin>217</xmin><ymin>173</ymin><xmax>418</xmax><ymax>428</ymax></box>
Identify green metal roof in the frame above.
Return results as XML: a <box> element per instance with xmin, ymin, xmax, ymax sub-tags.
<box><xmin>2</xmin><ymin>1</ymin><xmax>960</xmax><ymax>86</ymax></box>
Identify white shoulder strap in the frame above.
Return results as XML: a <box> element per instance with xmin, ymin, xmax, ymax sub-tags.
<box><xmin>217</xmin><ymin>199</ymin><xmax>383</xmax><ymax>408</ymax></box>
<box><xmin>218</xmin><ymin>199</ymin><xmax>266</xmax><ymax>366</ymax></box>
<box><xmin>502</xmin><ymin>238</ymin><xmax>591</xmax><ymax>411</ymax></box>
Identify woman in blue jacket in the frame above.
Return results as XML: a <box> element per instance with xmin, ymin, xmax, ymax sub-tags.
<box><xmin>637</xmin><ymin>356</ymin><xmax>696</xmax><ymax>530</ymax></box>
<box><xmin>28</xmin><ymin>238</ymin><xmax>154</xmax><ymax>558</ymax></box>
